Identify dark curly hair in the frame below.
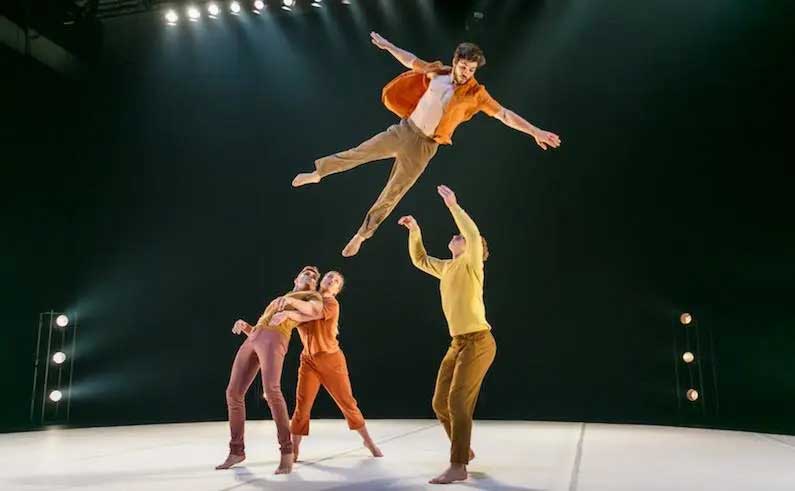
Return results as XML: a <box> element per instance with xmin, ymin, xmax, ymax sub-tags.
<box><xmin>481</xmin><ymin>236</ymin><xmax>490</xmax><ymax>262</ymax></box>
<box><xmin>453</xmin><ymin>42</ymin><xmax>486</xmax><ymax>68</ymax></box>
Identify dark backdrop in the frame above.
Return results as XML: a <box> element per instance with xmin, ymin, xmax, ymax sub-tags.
<box><xmin>2</xmin><ymin>0</ymin><xmax>793</xmax><ymax>434</ymax></box>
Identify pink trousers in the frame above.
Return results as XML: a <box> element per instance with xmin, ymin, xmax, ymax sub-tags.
<box><xmin>225</xmin><ymin>328</ymin><xmax>292</xmax><ymax>456</ymax></box>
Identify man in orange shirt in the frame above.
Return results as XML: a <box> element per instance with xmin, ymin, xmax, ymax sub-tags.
<box><xmin>293</xmin><ymin>32</ymin><xmax>562</xmax><ymax>257</ymax></box>
<box><xmin>215</xmin><ymin>266</ymin><xmax>322</xmax><ymax>475</ymax></box>
<box><xmin>271</xmin><ymin>271</ymin><xmax>382</xmax><ymax>462</ymax></box>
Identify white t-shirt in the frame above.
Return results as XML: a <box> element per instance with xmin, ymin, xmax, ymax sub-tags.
<box><xmin>409</xmin><ymin>73</ymin><xmax>455</xmax><ymax>138</ymax></box>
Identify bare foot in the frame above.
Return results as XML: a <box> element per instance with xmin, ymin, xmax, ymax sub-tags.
<box><xmin>292</xmin><ymin>172</ymin><xmax>320</xmax><ymax>187</ymax></box>
<box><xmin>342</xmin><ymin>234</ymin><xmax>365</xmax><ymax>257</ymax></box>
<box><xmin>364</xmin><ymin>440</ymin><xmax>383</xmax><ymax>457</ymax></box>
<box><xmin>429</xmin><ymin>464</ymin><xmax>467</xmax><ymax>484</ymax></box>
<box><xmin>292</xmin><ymin>434</ymin><xmax>302</xmax><ymax>462</ymax></box>
<box><xmin>215</xmin><ymin>453</ymin><xmax>245</xmax><ymax>470</ymax></box>
<box><xmin>274</xmin><ymin>453</ymin><xmax>293</xmax><ymax>474</ymax></box>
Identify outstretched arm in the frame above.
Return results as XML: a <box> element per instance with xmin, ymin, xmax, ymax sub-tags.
<box><xmin>494</xmin><ymin>108</ymin><xmax>562</xmax><ymax>150</ymax></box>
<box><xmin>398</xmin><ymin>215</ymin><xmax>447</xmax><ymax>279</ymax></box>
<box><xmin>370</xmin><ymin>32</ymin><xmax>423</xmax><ymax>70</ymax></box>
<box><xmin>476</xmin><ymin>88</ymin><xmax>562</xmax><ymax>151</ymax></box>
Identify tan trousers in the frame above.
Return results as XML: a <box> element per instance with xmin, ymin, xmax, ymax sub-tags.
<box><xmin>315</xmin><ymin>119</ymin><xmax>439</xmax><ymax>239</ymax></box>
<box><xmin>432</xmin><ymin>329</ymin><xmax>496</xmax><ymax>465</ymax></box>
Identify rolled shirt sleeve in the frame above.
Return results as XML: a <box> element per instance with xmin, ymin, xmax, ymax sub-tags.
<box><xmin>477</xmin><ymin>86</ymin><xmax>503</xmax><ymax>117</ymax></box>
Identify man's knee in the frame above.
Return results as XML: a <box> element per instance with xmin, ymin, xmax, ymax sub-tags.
<box><xmin>264</xmin><ymin>385</ymin><xmax>284</xmax><ymax>403</ymax></box>
<box><xmin>226</xmin><ymin>386</ymin><xmax>244</xmax><ymax>405</ymax></box>
<box><xmin>447</xmin><ymin>390</ymin><xmax>473</xmax><ymax>417</ymax></box>
<box><xmin>432</xmin><ymin>395</ymin><xmax>449</xmax><ymax>418</ymax></box>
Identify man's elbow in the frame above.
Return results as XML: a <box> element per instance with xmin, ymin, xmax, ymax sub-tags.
<box><xmin>310</xmin><ymin>304</ymin><xmax>323</xmax><ymax>317</ymax></box>
<box><xmin>494</xmin><ymin>108</ymin><xmax>510</xmax><ymax>122</ymax></box>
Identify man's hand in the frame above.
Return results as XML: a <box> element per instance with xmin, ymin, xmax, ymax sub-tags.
<box><xmin>232</xmin><ymin>320</ymin><xmax>249</xmax><ymax>335</ymax></box>
<box><xmin>370</xmin><ymin>32</ymin><xmax>392</xmax><ymax>50</ymax></box>
<box><xmin>398</xmin><ymin>215</ymin><xmax>419</xmax><ymax>231</ymax></box>
<box><xmin>532</xmin><ymin>129</ymin><xmax>562</xmax><ymax>151</ymax></box>
<box><xmin>437</xmin><ymin>185</ymin><xmax>458</xmax><ymax>208</ymax></box>
<box><xmin>274</xmin><ymin>296</ymin><xmax>289</xmax><ymax>312</ymax></box>
<box><xmin>269</xmin><ymin>312</ymin><xmax>289</xmax><ymax>327</ymax></box>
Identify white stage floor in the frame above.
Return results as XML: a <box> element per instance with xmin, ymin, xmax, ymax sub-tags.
<box><xmin>1</xmin><ymin>419</ymin><xmax>794</xmax><ymax>490</ymax></box>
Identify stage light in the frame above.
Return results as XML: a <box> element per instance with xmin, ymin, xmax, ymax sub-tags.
<box><xmin>56</xmin><ymin>315</ymin><xmax>69</xmax><ymax>328</ymax></box>
<box><xmin>253</xmin><ymin>0</ymin><xmax>264</xmax><ymax>13</ymax></box>
<box><xmin>49</xmin><ymin>390</ymin><xmax>63</xmax><ymax>402</ymax></box>
<box><xmin>282</xmin><ymin>0</ymin><xmax>294</xmax><ymax>10</ymax></box>
<box><xmin>53</xmin><ymin>352</ymin><xmax>67</xmax><ymax>364</ymax></box>
<box><xmin>207</xmin><ymin>2</ymin><xmax>220</xmax><ymax>15</ymax></box>
<box><xmin>187</xmin><ymin>6</ymin><xmax>201</xmax><ymax>20</ymax></box>
<box><xmin>682</xmin><ymin>351</ymin><xmax>694</xmax><ymax>363</ymax></box>
<box><xmin>686</xmin><ymin>389</ymin><xmax>699</xmax><ymax>402</ymax></box>
<box><xmin>311</xmin><ymin>0</ymin><xmax>322</xmax><ymax>7</ymax></box>
<box><xmin>165</xmin><ymin>10</ymin><xmax>179</xmax><ymax>23</ymax></box>
<box><xmin>230</xmin><ymin>1</ymin><xmax>241</xmax><ymax>13</ymax></box>
<box><xmin>342</xmin><ymin>0</ymin><xmax>351</xmax><ymax>4</ymax></box>
<box><xmin>680</xmin><ymin>312</ymin><xmax>692</xmax><ymax>326</ymax></box>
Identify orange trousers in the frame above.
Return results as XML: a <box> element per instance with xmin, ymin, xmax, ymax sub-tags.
<box><xmin>290</xmin><ymin>350</ymin><xmax>366</xmax><ymax>435</ymax></box>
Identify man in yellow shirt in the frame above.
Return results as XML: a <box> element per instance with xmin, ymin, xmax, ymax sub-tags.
<box><xmin>216</xmin><ymin>266</ymin><xmax>323</xmax><ymax>475</ymax></box>
<box><xmin>399</xmin><ymin>185</ymin><xmax>497</xmax><ymax>485</ymax></box>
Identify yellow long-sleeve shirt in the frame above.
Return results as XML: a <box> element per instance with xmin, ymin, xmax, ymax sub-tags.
<box><xmin>409</xmin><ymin>203</ymin><xmax>491</xmax><ymax>337</ymax></box>
<box><xmin>254</xmin><ymin>290</ymin><xmax>323</xmax><ymax>338</ymax></box>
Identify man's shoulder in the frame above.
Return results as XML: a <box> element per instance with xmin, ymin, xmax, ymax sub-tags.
<box><xmin>463</xmin><ymin>77</ymin><xmax>486</xmax><ymax>97</ymax></box>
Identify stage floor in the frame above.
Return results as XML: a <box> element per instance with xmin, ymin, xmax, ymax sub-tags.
<box><xmin>1</xmin><ymin>419</ymin><xmax>794</xmax><ymax>490</ymax></box>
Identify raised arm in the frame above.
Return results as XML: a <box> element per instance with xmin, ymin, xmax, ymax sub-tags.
<box><xmin>370</xmin><ymin>32</ymin><xmax>424</xmax><ymax>71</ymax></box>
<box><xmin>398</xmin><ymin>215</ymin><xmax>447</xmax><ymax>279</ymax></box>
<box><xmin>437</xmin><ymin>186</ymin><xmax>483</xmax><ymax>266</ymax></box>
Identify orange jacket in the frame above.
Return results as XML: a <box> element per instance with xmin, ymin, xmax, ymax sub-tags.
<box><xmin>381</xmin><ymin>58</ymin><xmax>503</xmax><ymax>145</ymax></box>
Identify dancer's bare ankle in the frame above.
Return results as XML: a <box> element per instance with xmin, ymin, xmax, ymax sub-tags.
<box><xmin>274</xmin><ymin>453</ymin><xmax>293</xmax><ymax>474</ymax></box>
<box><xmin>292</xmin><ymin>171</ymin><xmax>321</xmax><ymax>188</ymax></box>
<box><xmin>429</xmin><ymin>464</ymin><xmax>467</xmax><ymax>484</ymax></box>
<box><xmin>215</xmin><ymin>453</ymin><xmax>245</xmax><ymax>470</ymax></box>
<box><xmin>342</xmin><ymin>234</ymin><xmax>366</xmax><ymax>257</ymax></box>
<box><xmin>364</xmin><ymin>439</ymin><xmax>383</xmax><ymax>457</ymax></box>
